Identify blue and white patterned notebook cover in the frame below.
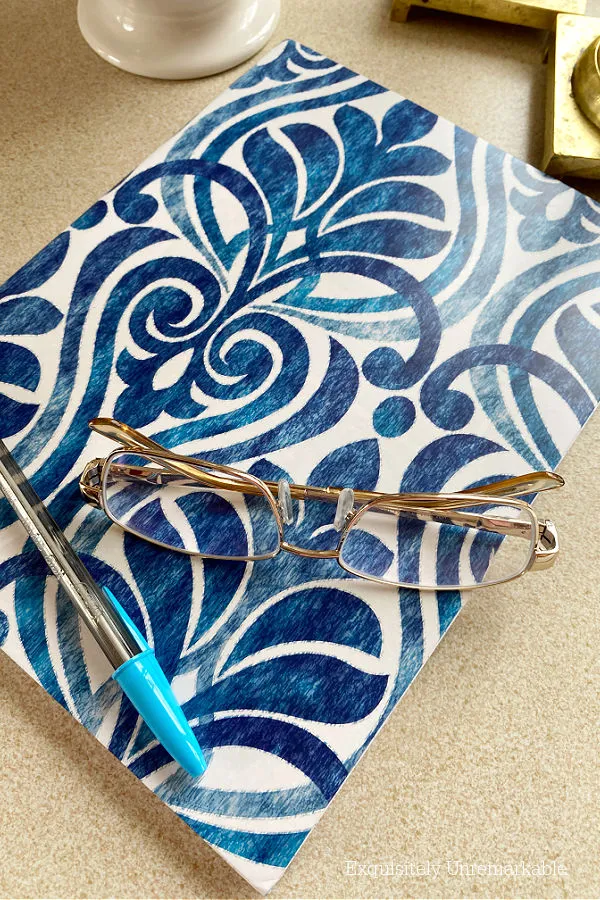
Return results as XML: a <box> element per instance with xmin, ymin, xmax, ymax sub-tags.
<box><xmin>1</xmin><ymin>40</ymin><xmax>599</xmax><ymax>893</ymax></box>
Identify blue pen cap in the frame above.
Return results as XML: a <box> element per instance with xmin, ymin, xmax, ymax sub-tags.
<box><xmin>103</xmin><ymin>588</ymin><xmax>206</xmax><ymax>777</ymax></box>
<box><xmin>113</xmin><ymin>651</ymin><xmax>206</xmax><ymax>776</ymax></box>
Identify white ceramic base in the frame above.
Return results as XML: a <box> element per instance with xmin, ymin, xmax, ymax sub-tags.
<box><xmin>77</xmin><ymin>0</ymin><xmax>280</xmax><ymax>80</ymax></box>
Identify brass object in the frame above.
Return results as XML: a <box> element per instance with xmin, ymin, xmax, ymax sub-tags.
<box><xmin>390</xmin><ymin>0</ymin><xmax>585</xmax><ymax>29</ymax></box>
<box><xmin>572</xmin><ymin>35</ymin><xmax>600</xmax><ymax>128</ymax></box>
<box><xmin>543</xmin><ymin>14</ymin><xmax>600</xmax><ymax>178</ymax></box>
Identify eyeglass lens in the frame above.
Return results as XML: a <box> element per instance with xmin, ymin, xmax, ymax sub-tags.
<box><xmin>103</xmin><ymin>452</ymin><xmax>280</xmax><ymax>559</ymax></box>
<box><xmin>340</xmin><ymin>500</ymin><xmax>536</xmax><ymax>588</ymax></box>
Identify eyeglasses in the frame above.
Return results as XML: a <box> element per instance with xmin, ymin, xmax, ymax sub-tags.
<box><xmin>79</xmin><ymin>418</ymin><xmax>563</xmax><ymax>592</ymax></box>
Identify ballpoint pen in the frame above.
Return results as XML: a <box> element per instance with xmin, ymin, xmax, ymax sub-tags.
<box><xmin>0</xmin><ymin>437</ymin><xmax>206</xmax><ymax>777</ymax></box>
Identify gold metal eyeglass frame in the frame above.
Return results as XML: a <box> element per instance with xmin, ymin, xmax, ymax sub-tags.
<box><xmin>79</xmin><ymin>418</ymin><xmax>563</xmax><ymax>592</ymax></box>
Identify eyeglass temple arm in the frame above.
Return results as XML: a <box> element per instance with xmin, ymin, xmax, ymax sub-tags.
<box><xmin>91</xmin><ymin>418</ymin><xmax>168</xmax><ymax>455</ymax></box>
<box><xmin>89</xmin><ymin>418</ymin><xmax>230</xmax><ymax>488</ymax></box>
<box><xmin>89</xmin><ymin>418</ymin><xmax>564</xmax><ymax>503</ymax></box>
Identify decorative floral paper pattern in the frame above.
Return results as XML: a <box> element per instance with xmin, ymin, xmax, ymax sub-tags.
<box><xmin>1</xmin><ymin>40</ymin><xmax>600</xmax><ymax>893</ymax></box>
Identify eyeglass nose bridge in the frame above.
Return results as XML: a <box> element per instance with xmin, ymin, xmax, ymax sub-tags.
<box><xmin>277</xmin><ymin>486</ymin><xmax>356</xmax><ymax>559</ymax></box>
<box><xmin>279</xmin><ymin>541</ymin><xmax>340</xmax><ymax>559</ymax></box>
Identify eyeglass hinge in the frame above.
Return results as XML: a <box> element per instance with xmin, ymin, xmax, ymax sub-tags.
<box><xmin>79</xmin><ymin>459</ymin><xmax>104</xmax><ymax>508</ymax></box>
<box><xmin>531</xmin><ymin>519</ymin><xmax>559</xmax><ymax>570</ymax></box>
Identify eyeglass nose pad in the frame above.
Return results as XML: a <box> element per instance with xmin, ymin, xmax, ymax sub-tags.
<box><xmin>277</xmin><ymin>479</ymin><xmax>294</xmax><ymax>525</ymax></box>
<box><xmin>334</xmin><ymin>488</ymin><xmax>355</xmax><ymax>532</ymax></box>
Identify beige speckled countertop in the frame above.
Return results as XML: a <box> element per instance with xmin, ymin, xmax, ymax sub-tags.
<box><xmin>1</xmin><ymin>1</ymin><xmax>599</xmax><ymax>897</ymax></box>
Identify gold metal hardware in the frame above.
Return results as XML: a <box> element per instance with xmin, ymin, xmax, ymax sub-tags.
<box><xmin>390</xmin><ymin>0</ymin><xmax>585</xmax><ymax>30</ymax></box>
<box><xmin>572</xmin><ymin>34</ymin><xmax>600</xmax><ymax>128</ymax></box>
<box><xmin>543</xmin><ymin>14</ymin><xmax>600</xmax><ymax>178</ymax></box>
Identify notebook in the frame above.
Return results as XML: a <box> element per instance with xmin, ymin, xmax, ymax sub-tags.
<box><xmin>1</xmin><ymin>39</ymin><xmax>599</xmax><ymax>894</ymax></box>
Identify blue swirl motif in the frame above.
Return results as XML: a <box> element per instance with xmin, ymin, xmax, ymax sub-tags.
<box><xmin>1</xmin><ymin>39</ymin><xmax>600</xmax><ymax>890</ymax></box>
<box><xmin>0</xmin><ymin>233</ymin><xmax>67</xmax><ymax>437</ymax></box>
<box><xmin>510</xmin><ymin>159</ymin><xmax>600</xmax><ymax>250</ymax></box>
